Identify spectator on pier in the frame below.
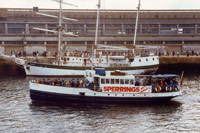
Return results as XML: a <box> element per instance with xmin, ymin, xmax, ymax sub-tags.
<box><xmin>196</xmin><ymin>51</ymin><xmax>199</xmax><ymax>56</ymax></box>
<box><xmin>23</xmin><ymin>51</ymin><xmax>26</xmax><ymax>57</ymax></box>
<box><xmin>17</xmin><ymin>51</ymin><xmax>21</xmax><ymax>57</ymax></box>
<box><xmin>76</xmin><ymin>79</ymin><xmax>80</xmax><ymax>87</ymax></box>
<box><xmin>176</xmin><ymin>51</ymin><xmax>179</xmax><ymax>57</ymax></box>
<box><xmin>172</xmin><ymin>51</ymin><xmax>175</xmax><ymax>56</ymax></box>
<box><xmin>187</xmin><ymin>51</ymin><xmax>190</xmax><ymax>57</ymax></box>
<box><xmin>167</xmin><ymin>51</ymin><xmax>169</xmax><ymax>56</ymax></box>
<box><xmin>192</xmin><ymin>50</ymin><xmax>194</xmax><ymax>56</ymax></box>
<box><xmin>71</xmin><ymin>79</ymin><xmax>76</xmax><ymax>87</ymax></box>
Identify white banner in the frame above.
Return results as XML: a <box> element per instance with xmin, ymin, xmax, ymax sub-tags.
<box><xmin>103</xmin><ymin>86</ymin><xmax>152</xmax><ymax>93</ymax></box>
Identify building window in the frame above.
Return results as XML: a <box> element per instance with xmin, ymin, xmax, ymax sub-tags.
<box><xmin>27</xmin><ymin>41</ymin><xmax>44</xmax><ymax>45</ymax></box>
<box><xmin>7</xmin><ymin>23</ymin><xmax>25</xmax><ymax>34</ymax></box>
<box><xmin>4</xmin><ymin>41</ymin><xmax>23</xmax><ymax>45</ymax></box>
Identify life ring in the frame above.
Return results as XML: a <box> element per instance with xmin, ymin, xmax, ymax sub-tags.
<box><xmin>155</xmin><ymin>87</ymin><xmax>161</xmax><ymax>92</ymax></box>
<box><xmin>174</xmin><ymin>87</ymin><xmax>178</xmax><ymax>91</ymax></box>
<box><xmin>165</xmin><ymin>86</ymin><xmax>172</xmax><ymax>92</ymax></box>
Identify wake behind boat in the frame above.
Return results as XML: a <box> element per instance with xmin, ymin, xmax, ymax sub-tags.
<box><xmin>29</xmin><ymin>69</ymin><xmax>182</xmax><ymax>103</ymax></box>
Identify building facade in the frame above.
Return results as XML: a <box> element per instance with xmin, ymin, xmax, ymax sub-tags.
<box><xmin>1</xmin><ymin>8</ymin><xmax>200</xmax><ymax>55</ymax></box>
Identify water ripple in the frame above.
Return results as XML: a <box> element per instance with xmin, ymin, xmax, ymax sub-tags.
<box><xmin>0</xmin><ymin>74</ymin><xmax>200</xmax><ymax>133</ymax></box>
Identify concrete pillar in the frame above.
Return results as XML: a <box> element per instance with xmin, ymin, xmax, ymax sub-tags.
<box><xmin>45</xmin><ymin>24</ymin><xmax>48</xmax><ymax>35</ymax></box>
<box><xmin>0</xmin><ymin>46</ymin><xmax>4</xmax><ymax>54</ymax></box>
<box><xmin>65</xmin><ymin>24</ymin><xmax>68</xmax><ymax>32</ymax></box>
<box><xmin>195</xmin><ymin>24</ymin><xmax>197</xmax><ymax>34</ymax></box>
<box><xmin>121</xmin><ymin>24</ymin><xmax>124</xmax><ymax>34</ymax></box>
<box><xmin>102</xmin><ymin>24</ymin><xmax>105</xmax><ymax>35</ymax></box>
<box><xmin>5</xmin><ymin>23</ymin><xmax>8</xmax><ymax>34</ymax></box>
<box><xmin>84</xmin><ymin>24</ymin><xmax>87</xmax><ymax>34</ymax></box>
<box><xmin>177</xmin><ymin>24</ymin><xmax>179</xmax><ymax>35</ymax></box>
<box><xmin>158</xmin><ymin>24</ymin><xmax>161</xmax><ymax>35</ymax></box>
<box><xmin>25</xmin><ymin>24</ymin><xmax>30</xmax><ymax>34</ymax></box>
<box><xmin>140</xmin><ymin>24</ymin><xmax>142</xmax><ymax>34</ymax></box>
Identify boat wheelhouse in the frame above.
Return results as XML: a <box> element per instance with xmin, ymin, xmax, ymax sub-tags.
<box><xmin>29</xmin><ymin>69</ymin><xmax>182</xmax><ymax>103</ymax></box>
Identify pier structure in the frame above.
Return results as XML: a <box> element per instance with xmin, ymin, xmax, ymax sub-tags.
<box><xmin>0</xmin><ymin>8</ymin><xmax>200</xmax><ymax>55</ymax></box>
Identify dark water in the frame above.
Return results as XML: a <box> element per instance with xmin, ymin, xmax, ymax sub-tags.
<box><xmin>1</xmin><ymin>64</ymin><xmax>200</xmax><ymax>133</ymax></box>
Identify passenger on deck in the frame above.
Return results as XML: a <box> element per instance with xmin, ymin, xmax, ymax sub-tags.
<box><xmin>151</xmin><ymin>80</ymin><xmax>156</xmax><ymax>89</ymax></box>
<box><xmin>76</xmin><ymin>79</ymin><xmax>80</xmax><ymax>87</ymax></box>
<box><xmin>71</xmin><ymin>79</ymin><xmax>76</xmax><ymax>87</ymax></box>
<box><xmin>135</xmin><ymin>80</ymin><xmax>140</xmax><ymax>86</ymax></box>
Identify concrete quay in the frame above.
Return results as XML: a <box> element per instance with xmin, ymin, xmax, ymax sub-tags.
<box><xmin>159</xmin><ymin>56</ymin><xmax>200</xmax><ymax>64</ymax></box>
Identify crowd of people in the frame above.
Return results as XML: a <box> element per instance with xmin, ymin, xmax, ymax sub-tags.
<box><xmin>31</xmin><ymin>78</ymin><xmax>91</xmax><ymax>88</ymax></box>
<box><xmin>32</xmin><ymin>76</ymin><xmax>179</xmax><ymax>93</ymax></box>
<box><xmin>152</xmin><ymin>78</ymin><xmax>179</xmax><ymax>92</ymax></box>
<box><xmin>134</xmin><ymin>76</ymin><xmax>179</xmax><ymax>92</ymax></box>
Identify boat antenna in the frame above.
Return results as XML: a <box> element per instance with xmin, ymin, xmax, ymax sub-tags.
<box><xmin>52</xmin><ymin>0</ymin><xmax>78</xmax><ymax>64</ymax></box>
<box><xmin>133</xmin><ymin>0</ymin><xmax>141</xmax><ymax>55</ymax></box>
<box><xmin>93</xmin><ymin>0</ymin><xmax>101</xmax><ymax>58</ymax></box>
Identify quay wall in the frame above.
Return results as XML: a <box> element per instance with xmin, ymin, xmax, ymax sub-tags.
<box><xmin>1</xmin><ymin>56</ymin><xmax>200</xmax><ymax>76</ymax></box>
<box><xmin>159</xmin><ymin>56</ymin><xmax>200</xmax><ymax>64</ymax></box>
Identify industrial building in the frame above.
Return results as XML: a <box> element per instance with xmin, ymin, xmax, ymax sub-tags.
<box><xmin>0</xmin><ymin>7</ymin><xmax>200</xmax><ymax>56</ymax></box>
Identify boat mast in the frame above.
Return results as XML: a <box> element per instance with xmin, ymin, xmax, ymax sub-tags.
<box><xmin>133</xmin><ymin>0</ymin><xmax>141</xmax><ymax>55</ymax></box>
<box><xmin>58</xmin><ymin>0</ymin><xmax>63</xmax><ymax>63</ymax></box>
<box><xmin>93</xmin><ymin>0</ymin><xmax>101</xmax><ymax>58</ymax></box>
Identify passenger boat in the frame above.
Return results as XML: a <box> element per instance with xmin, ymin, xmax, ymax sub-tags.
<box><xmin>29</xmin><ymin>69</ymin><xmax>182</xmax><ymax>103</ymax></box>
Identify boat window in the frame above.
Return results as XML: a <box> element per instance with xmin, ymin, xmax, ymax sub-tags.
<box><xmin>153</xmin><ymin>58</ymin><xmax>154</xmax><ymax>61</ymax></box>
<box><xmin>79</xmin><ymin>92</ymin><xmax>85</xmax><ymax>96</ymax></box>
<box><xmin>115</xmin><ymin>79</ymin><xmax>119</xmax><ymax>84</ymax></box>
<box><xmin>125</xmin><ymin>79</ymin><xmax>129</xmax><ymax>84</ymax></box>
<box><xmin>111</xmin><ymin>79</ymin><xmax>114</xmax><ymax>84</ymax></box>
<box><xmin>139</xmin><ymin>59</ymin><xmax>141</xmax><ymax>62</ymax></box>
<box><xmin>146</xmin><ymin>59</ymin><xmax>148</xmax><ymax>61</ymax></box>
<box><xmin>101</xmin><ymin>78</ymin><xmax>105</xmax><ymax>84</ymax></box>
<box><xmin>106</xmin><ymin>79</ymin><xmax>110</xmax><ymax>84</ymax></box>
<box><xmin>130</xmin><ymin>79</ymin><xmax>134</xmax><ymax>85</ymax></box>
<box><xmin>120</xmin><ymin>79</ymin><xmax>124</xmax><ymax>84</ymax></box>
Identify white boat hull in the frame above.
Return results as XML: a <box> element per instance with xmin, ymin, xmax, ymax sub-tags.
<box><xmin>29</xmin><ymin>83</ymin><xmax>182</xmax><ymax>103</ymax></box>
<box><xmin>24</xmin><ymin>56</ymin><xmax>159</xmax><ymax>77</ymax></box>
<box><xmin>24</xmin><ymin>64</ymin><xmax>158</xmax><ymax>77</ymax></box>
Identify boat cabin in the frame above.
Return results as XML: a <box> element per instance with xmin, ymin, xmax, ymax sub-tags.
<box><xmin>86</xmin><ymin>69</ymin><xmax>180</xmax><ymax>93</ymax></box>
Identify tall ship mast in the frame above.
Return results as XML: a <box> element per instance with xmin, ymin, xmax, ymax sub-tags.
<box><xmin>133</xmin><ymin>0</ymin><xmax>141</xmax><ymax>55</ymax></box>
<box><xmin>93</xmin><ymin>0</ymin><xmax>101</xmax><ymax>58</ymax></box>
